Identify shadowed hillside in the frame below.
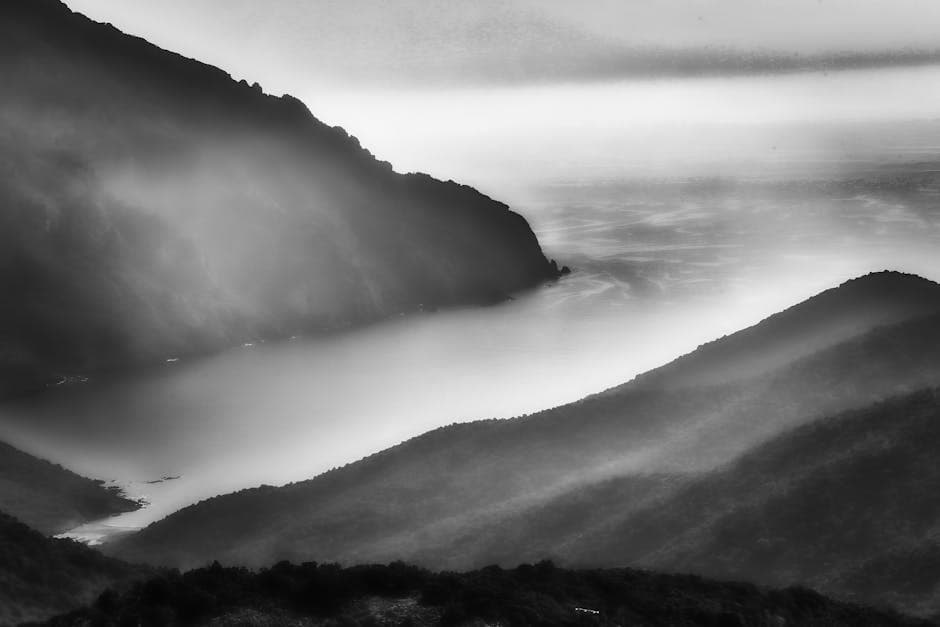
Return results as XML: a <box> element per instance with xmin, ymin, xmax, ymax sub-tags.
<box><xmin>0</xmin><ymin>0</ymin><xmax>560</xmax><ymax>397</ymax></box>
<box><xmin>110</xmin><ymin>272</ymin><xmax>940</xmax><ymax>581</ymax></box>
<box><xmin>0</xmin><ymin>510</ymin><xmax>148</xmax><ymax>626</ymax></box>
<box><xmin>43</xmin><ymin>560</ymin><xmax>929</xmax><ymax>627</ymax></box>
<box><xmin>0</xmin><ymin>439</ymin><xmax>139</xmax><ymax>535</ymax></box>
<box><xmin>361</xmin><ymin>391</ymin><xmax>940</xmax><ymax>617</ymax></box>
<box><xmin>399</xmin><ymin>314</ymin><xmax>940</xmax><ymax>576</ymax></box>
<box><xmin>575</xmin><ymin>388</ymin><xmax>940</xmax><ymax>618</ymax></box>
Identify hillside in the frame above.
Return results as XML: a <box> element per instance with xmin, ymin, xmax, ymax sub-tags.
<box><xmin>0</xmin><ymin>510</ymin><xmax>147</xmax><ymax>626</ymax></box>
<box><xmin>555</xmin><ymin>388</ymin><xmax>940</xmax><ymax>617</ymax></box>
<box><xmin>110</xmin><ymin>272</ymin><xmax>940</xmax><ymax>571</ymax></box>
<box><xmin>627</xmin><ymin>271</ymin><xmax>940</xmax><ymax>390</ymax></box>
<box><xmin>0</xmin><ymin>0</ymin><xmax>560</xmax><ymax>397</ymax></box>
<box><xmin>404</xmin><ymin>314</ymin><xmax>940</xmax><ymax>573</ymax></box>
<box><xmin>0</xmin><ymin>438</ymin><xmax>139</xmax><ymax>535</ymax></box>
<box><xmin>379</xmin><ymin>389</ymin><xmax>940</xmax><ymax>618</ymax></box>
<box><xmin>43</xmin><ymin>560</ymin><xmax>928</xmax><ymax>627</ymax></box>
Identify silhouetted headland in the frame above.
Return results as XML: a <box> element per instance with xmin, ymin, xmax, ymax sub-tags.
<box><xmin>0</xmin><ymin>0</ymin><xmax>564</xmax><ymax>398</ymax></box>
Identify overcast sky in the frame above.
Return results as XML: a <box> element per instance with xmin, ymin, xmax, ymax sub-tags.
<box><xmin>59</xmin><ymin>1</ymin><xmax>940</xmax><ymax>188</ymax></box>
<box><xmin>64</xmin><ymin>0</ymin><xmax>940</xmax><ymax>92</ymax></box>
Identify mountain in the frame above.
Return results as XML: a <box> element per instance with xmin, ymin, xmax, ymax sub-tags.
<box><xmin>109</xmin><ymin>272</ymin><xmax>940</xmax><ymax>577</ymax></box>
<box><xmin>0</xmin><ymin>509</ymin><xmax>147</xmax><ymax>626</ymax></box>
<box><xmin>42</xmin><ymin>560</ymin><xmax>928</xmax><ymax>627</ymax></box>
<box><xmin>0</xmin><ymin>438</ymin><xmax>139</xmax><ymax>535</ymax></box>
<box><xmin>557</xmin><ymin>388</ymin><xmax>940</xmax><ymax>618</ymax></box>
<box><xmin>0</xmin><ymin>0</ymin><xmax>561</xmax><ymax>398</ymax></box>
<box><xmin>379</xmin><ymin>389</ymin><xmax>940</xmax><ymax>617</ymax></box>
<box><xmin>398</xmin><ymin>311</ymin><xmax>940</xmax><ymax>572</ymax></box>
<box><xmin>627</xmin><ymin>271</ymin><xmax>940</xmax><ymax>390</ymax></box>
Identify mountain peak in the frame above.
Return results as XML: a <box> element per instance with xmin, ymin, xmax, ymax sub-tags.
<box><xmin>627</xmin><ymin>270</ymin><xmax>940</xmax><ymax>391</ymax></box>
<box><xmin>838</xmin><ymin>269</ymin><xmax>939</xmax><ymax>290</ymax></box>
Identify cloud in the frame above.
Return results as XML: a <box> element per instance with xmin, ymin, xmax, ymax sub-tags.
<box><xmin>63</xmin><ymin>0</ymin><xmax>940</xmax><ymax>90</ymax></box>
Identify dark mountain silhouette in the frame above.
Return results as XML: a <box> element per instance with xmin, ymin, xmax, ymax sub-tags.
<box><xmin>0</xmin><ymin>0</ymin><xmax>560</xmax><ymax>398</ymax></box>
<box><xmin>0</xmin><ymin>439</ymin><xmax>139</xmax><ymax>535</ymax></box>
<box><xmin>382</xmin><ymin>389</ymin><xmax>940</xmax><ymax>617</ymax></box>
<box><xmin>0</xmin><ymin>509</ymin><xmax>148</xmax><ymax>626</ymax></box>
<box><xmin>109</xmin><ymin>271</ymin><xmax>940</xmax><ymax>597</ymax></box>
<box><xmin>43</xmin><ymin>560</ymin><xmax>928</xmax><ymax>627</ymax></box>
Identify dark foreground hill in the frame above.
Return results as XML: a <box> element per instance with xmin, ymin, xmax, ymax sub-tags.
<box><xmin>0</xmin><ymin>0</ymin><xmax>560</xmax><ymax>398</ymax></box>
<box><xmin>44</xmin><ymin>560</ymin><xmax>929</xmax><ymax>627</ymax></box>
<box><xmin>0</xmin><ymin>439</ymin><xmax>139</xmax><ymax>535</ymax></box>
<box><xmin>639</xmin><ymin>388</ymin><xmax>940</xmax><ymax>616</ymax></box>
<box><xmin>0</xmin><ymin>510</ymin><xmax>147</xmax><ymax>626</ymax></box>
<box><xmin>109</xmin><ymin>272</ymin><xmax>940</xmax><ymax>574</ymax></box>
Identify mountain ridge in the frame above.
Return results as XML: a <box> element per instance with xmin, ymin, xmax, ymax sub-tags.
<box><xmin>0</xmin><ymin>438</ymin><xmax>139</xmax><ymax>536</ymax></box>
<box><xmin>571</xmin><ymin>388</ymin><xmax>940</xmax><ymax>616</ymax></box>
<box><xmin>624</xmin><ymin>270</ymin><xmax>940</xmax><ymax>391</ymax></box>
<box><xmin>0</xmin><ymin>0</ymin><xmax>562</xmax><ymax>398</ymax></box>
<box><xmin>109</xmin><ymin>271</ymin><xmax>940</xmax><ymax>582</ymax></box>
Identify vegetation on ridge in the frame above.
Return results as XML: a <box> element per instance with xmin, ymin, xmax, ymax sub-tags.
<box><xmin>43</xmin><ymin>560</ymin><xmax>928</xmax><ymax>627</ymax></box>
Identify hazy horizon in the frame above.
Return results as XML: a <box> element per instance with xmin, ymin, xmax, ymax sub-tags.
<box><xmin>53</xmin><ymin>1</ymin><xmax>940</xmax><ymax>202</ymax></box>
<box><xmin>62</xmin><ymin>0</ymin><xmax>940</xmax><ymax>89</ymax></box>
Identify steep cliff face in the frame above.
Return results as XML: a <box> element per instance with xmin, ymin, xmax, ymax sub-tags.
<box><xmin>0</xmin><ymin>0</ymin><xmax>560</xmax><ymax>396</ymax></box>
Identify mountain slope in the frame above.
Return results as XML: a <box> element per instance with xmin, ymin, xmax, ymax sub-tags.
<box><xmin>627</xmin><ymin>271</ymin><xmax>940</xmax><ymax>390</ymax></box>
<box><xmin>405</xmin><ymin>312</ymin><xmax>940</xmax><ymax>571</ymax></box>
<box><xmin>555</xmin><ymin>388</ymin><xmax>940</xmax><ymax>617</ymax></box>
<box><xmin>110</xmin><ymin>272</ymin><xmax>940</xmax><ymax>570</ymax></box>
<box><xmin>0</xmin><ymin>509</ymin><xmax>147</xmax><ymax>626</ymax></box>
<box><xmin>0</xmin><ymin>439</ymin><xmax>138</xmax><ymax>535</ymax></box>
<box><xmin>0</xmin><ymin>0</ymin><xmax>560</xmax><ymax>397</ymax></box>
<box><xmin>391</xmin><ymin>389</ymin><xmax>940</xmax><ymax>617</ymax></box>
